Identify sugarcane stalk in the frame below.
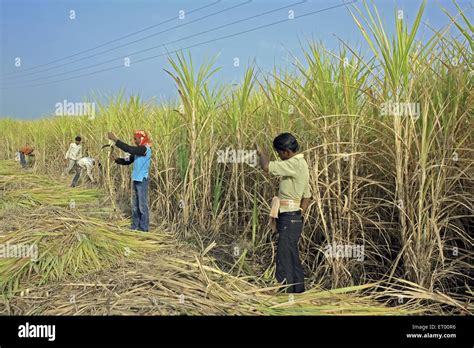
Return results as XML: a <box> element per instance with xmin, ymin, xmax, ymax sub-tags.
<box><xmin>105</xmin><ymin>140</ymin><xmax>117</xmax><ymax>212</ymax></box>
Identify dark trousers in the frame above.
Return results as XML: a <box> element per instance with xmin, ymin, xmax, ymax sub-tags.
<box><xmin>19</xmin><ymin>153</ymin><xmax>26</xmax><ymax>168</ymax></box>
<box><xmin>276</xmin><ymin>213</ymin><xmax>305</xmax><ymax>293</ymax></box>
<box><xmin>131</xmin><ymin>178</ymin><xmax>149</xmax><ymax>232</ymax></box>
<box><xmin>71</xmin><ymin>166</ymin><xmax>82</xmax><ymax>187</ymax></box>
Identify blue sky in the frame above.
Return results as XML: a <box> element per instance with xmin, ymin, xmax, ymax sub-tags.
<box><xmin>0</xmin><ymin>0</ymin><xmax>471</xmax><ymax>119</ymax></box>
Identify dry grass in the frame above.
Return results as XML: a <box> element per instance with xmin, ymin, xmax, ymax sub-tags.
<box><xmin>1</xmin><ymin>160</ymin><xmax>465</xmax><ymax>315</ymax></box>
<box><xmin>0</xmin><ymin>1</ymin><xmax>472</xmax><ymax>315</ymax></box>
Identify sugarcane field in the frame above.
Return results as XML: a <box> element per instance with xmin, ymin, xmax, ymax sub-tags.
<box><xmin>0</xmin><ymin>0</ymin><xmax>472</xmax><ymax>346</ymax></box>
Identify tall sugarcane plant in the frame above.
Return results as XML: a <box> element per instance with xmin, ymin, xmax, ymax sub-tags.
<box><xmin>0</xmin><ymin>0</ymin><xmax>471</xmax><ymax>311</ymax></box>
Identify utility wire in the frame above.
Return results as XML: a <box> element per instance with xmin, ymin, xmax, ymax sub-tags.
<box><xmin>2</xmin><ymin>0</ymin><xmax>251</xmax><ymax>81</ymax></box>
<box><xmin>1</xmin><ymin>1</ymin><xmax>356</xmax><ymax>90</ymax></box>
<box><xmin>2</xmin><ymin>0</ymin><xmax>306</xmax><ymax>86</ymax></box>
<box><xmin>1</xmin><ymin>0</ymin><xmax>222</xmax><ymax>78</ymax></box>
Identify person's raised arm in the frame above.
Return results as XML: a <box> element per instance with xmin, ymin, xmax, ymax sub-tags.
<box><xmin>108</xmin><ymin>132</ymin><xmax>146</xmax><ymax>156</ymax></box>
<box><xmin>115</xmin><ymin>140</ymin><xmax>146</xmax><ymax>156</ymax></box>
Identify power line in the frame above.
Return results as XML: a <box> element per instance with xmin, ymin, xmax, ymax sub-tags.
<box><xmin>2</xmin><ymin>0</ymin><xmax>250</xmax><ymax>81</ymax></box>
<box><xmin>2</xmin><ymin>0</ymin><xmax>305</xmax><ymax>86</ymax></box>
<box><xmin>1</xmin><ymin>1</ymin><xmax>356</xmax><ymax>90</ymax></box>
<box><xmin>1</xmin><ymin>0</ymin><xmax>222</xmax><ymax>77</ymax></box>
<box><xmin>0</xmin><ymin>1</ymin><xmax>222</xmax><ymax>78</ymax></box>
<box><xmin>3</xmin><ymin>1</ymin><xmax>354</xmax><ymax>89</ymax></box>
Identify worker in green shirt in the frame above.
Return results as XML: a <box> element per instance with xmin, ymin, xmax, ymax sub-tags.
<box><xmin>257</xmin><ymin>133</ymin><xmax>311</xmax><ymax>293</ymax></box>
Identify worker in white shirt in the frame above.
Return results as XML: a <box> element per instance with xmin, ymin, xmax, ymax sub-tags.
<box><xmin>63</xmin><ymin>136</ymin><xmax>82</xmax><ymax>176</ymax></box>
<box><xmin>71</xmin><ymin>156</ymin><xmax>96</xmax><ymax>187</ymax></box>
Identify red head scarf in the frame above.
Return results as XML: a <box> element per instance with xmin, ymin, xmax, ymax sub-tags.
<box><xmin>133</xmin><ymin>130</ymin><xmax>151</xmax><ymax>146</ymax></box>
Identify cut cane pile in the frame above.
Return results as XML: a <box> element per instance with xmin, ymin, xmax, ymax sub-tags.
<box><xmin>0</xmin><ymin>161</ymin><xmax>468</xmax><ymax>315</ymax></box>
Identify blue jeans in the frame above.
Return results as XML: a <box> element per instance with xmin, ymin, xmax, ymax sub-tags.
<box><xmin>131</xmin><ymin>178</ymin><xmax>149</xmax><ymax>232</ymax></box>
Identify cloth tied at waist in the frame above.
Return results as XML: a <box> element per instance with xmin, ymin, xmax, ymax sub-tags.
<box><xmin>269</xmin><ymin>197</ymin><xmax>301</xmax><ymax>218</ymax></box>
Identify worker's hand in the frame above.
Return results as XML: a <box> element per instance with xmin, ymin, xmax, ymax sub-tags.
<box><xmin>107</xmin><ymin>132</ymin><xmax>118</xmax><ymax>142</ymax></box>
